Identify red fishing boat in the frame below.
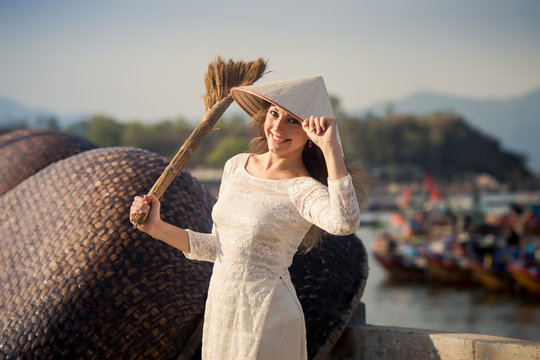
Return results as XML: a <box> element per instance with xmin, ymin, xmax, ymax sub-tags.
<box><xmin>373</xmin><ymin>252</ymin><xmax>426</xmax><ymax>282</ymax></box>
<box><xmin>507</xmin><ymin>263</ymin><xmax>540</xmax><ymax>296</ymax></box>
<box><xmin>372</xmin><ymin>233</ymin><xmax>427</xmax><ymax>282</ymax></box>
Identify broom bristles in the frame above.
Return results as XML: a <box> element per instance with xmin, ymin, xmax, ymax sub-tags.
<box><xmin>203</xmin><ymin>57</ymin><xmax>267</xmax><ymax>111</ymax></box>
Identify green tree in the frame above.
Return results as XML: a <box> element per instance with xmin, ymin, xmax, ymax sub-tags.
<box><xmin>87</xmin><ymin>115</ymin><xmax>123</xmax><ymax>147</ymax></box>
<box><xmin>345</xmin><ymin>112</ymin><xmax>530</xmax><ymax>181</ymax></box>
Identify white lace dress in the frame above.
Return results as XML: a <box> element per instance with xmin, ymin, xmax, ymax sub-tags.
<box><xmin>184</xmin><ymin>153</ymin><xmax>360</xmax><ymax>360</ymax></box>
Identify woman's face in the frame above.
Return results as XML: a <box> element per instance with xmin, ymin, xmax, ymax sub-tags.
<box><xmin>264</xmin><ymin>105</ymin><xmax>308</xmax><ymax>157</ymax></box>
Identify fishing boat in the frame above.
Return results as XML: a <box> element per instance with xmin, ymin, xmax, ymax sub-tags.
<box><xmin>468</xmin><ymin>260</ymin><xmax>515</xmax><ymax>292</ymax></box>
<box><xmin>373</xmin><ymin>252</ymin><xmax>426</xmax><ymax>282</ymax></box>
<box><xmin>372</xmin><ymin>233</ymin><xmax>427</xmax><ymax>282</ymax></box>
<box><xmin>508</xmin><ymin>263</ymin><xmax>540</xmax><ymax>296</ymax></box>
<box><xmin>425</xmin><ymin>255</ymin><xmax>476</xmax><ymax>286</ymax></box>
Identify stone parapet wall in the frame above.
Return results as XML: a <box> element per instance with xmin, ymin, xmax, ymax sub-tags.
<box><xmin>328</xmin><ymin>324</ymin><xmax>540</xmax><ymax>360</ymax></box>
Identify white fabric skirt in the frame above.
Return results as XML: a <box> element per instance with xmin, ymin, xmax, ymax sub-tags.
<box><xmin>257</xmin><ymin>278</ymin><xmax>305</xmax><ymax>360</ymax></box>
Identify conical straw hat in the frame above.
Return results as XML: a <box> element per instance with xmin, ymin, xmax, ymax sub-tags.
<box><xmin>230</xmin><ymin>76</ymin><xmax>335</xmax><ymax>121</ymax></box>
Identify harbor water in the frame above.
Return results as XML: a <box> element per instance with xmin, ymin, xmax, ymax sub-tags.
<box><xmin>357</xmin><ymin>212</ymin><xmax>540</xmax><ymax>343</ymax></box>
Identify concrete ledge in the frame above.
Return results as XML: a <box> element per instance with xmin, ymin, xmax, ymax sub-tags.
<box><xmin>327</xmin><ymin>324</ymin><xmax>540</xmax><ymax>360</ymax></box>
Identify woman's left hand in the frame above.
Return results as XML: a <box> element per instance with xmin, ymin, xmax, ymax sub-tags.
<box><xmin>302</xmin><ymin>116</ymin><xmax>340</xmax><ymax>150</ymax></box>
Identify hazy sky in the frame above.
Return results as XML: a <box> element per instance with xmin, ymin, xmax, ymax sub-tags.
<box><xmin>1</xmin><ymin>0</ymin><xmax>539</xmax><ymax>122</ymax></box>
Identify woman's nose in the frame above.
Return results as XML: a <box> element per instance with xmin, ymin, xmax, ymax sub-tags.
<box><xmin>273</xmin><ymin>116</ymin><xmax>287</xmax><ymax>130</ymax></box>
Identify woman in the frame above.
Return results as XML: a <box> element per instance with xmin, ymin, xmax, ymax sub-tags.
<box><xmin>130</xmin><ymin>76</ymin><xmax>367</xmax><ymax>360</ymax></box>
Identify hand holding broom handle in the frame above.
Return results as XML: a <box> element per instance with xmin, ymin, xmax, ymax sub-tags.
<box><xmin>131</xmin><ymin>57</ymin><xmax>267</xmax><ymax>227</ymax></box>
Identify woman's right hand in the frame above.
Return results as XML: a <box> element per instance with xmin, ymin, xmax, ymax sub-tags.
<box><xmin>130</xmin><ymin>193</ymin><xmax>162</xmax><ymax>236</ymax></box>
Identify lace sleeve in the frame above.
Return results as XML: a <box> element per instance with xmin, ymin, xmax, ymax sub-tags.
<box><xmin>183</xmin><ymin>228</ymin><xmax>217</xmax><ymax>263</ymax></box>
<box><xmin>291</xmin><ymin>174</ymin><xmax>361</xmax><ymax>235</ymax></box>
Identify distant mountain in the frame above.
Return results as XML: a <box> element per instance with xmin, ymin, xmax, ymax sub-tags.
<box><xmin>361</xmin><ymin>88</ymin><xmax>540</xmax><ymax>170</ymax></box>
<box><xmin>0</xmin><ymin>96</ymin><xmax>88</xmax><ymax>128</ymax></box>
<box><xmin>0</xmin><ymin>97</ymin><xmax>53</xmax><ymax>126</ymax></box>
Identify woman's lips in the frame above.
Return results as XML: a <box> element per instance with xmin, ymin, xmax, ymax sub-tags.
<box><xmin>270</xmin><ymin>133</ymin><xmax>288</xmax><ymax>143</ymax></box>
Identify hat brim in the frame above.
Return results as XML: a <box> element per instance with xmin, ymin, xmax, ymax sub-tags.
<box><xmin>230</xmin><ymin>87</ymin><xmax>305</xmax><ymax>122</ymax></box>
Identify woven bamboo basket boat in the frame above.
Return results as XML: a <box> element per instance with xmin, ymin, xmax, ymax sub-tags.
<box><xmin>0</xmin><ymin>129</ymin><xmax>96</xmax><ymax>197</ymax></box>
<box><xmin>291</xmin><ymin>232</ymin><xmax>368</xmax><ymax>360</ymax></box>
<box><xmin>0</xmin><ymin>145</ymin><xmax>215</xmax><ymax>359</ymax></box>
<box><xmin>0</xmin><ymin>130</ymin><xmax>368</xmax><ymax>359</ymax></box>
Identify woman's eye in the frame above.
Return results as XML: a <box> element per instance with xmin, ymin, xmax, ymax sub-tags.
<box><xmin>288</xmin><ymin>118</ymin><xmax>300</xmax><ymax>125</ymax></box>
<box><xmin>270</xmin><ymin>110</ymin><xmax>278</xmax><ymax>117</ymax></box>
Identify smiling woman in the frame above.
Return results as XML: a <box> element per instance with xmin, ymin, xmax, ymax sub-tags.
<box><xmin>130</xmin><ymin>75</ymin><xmax>369</xmax><ymax>360</ymax></box>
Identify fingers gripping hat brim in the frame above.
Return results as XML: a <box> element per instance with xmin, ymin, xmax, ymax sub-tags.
<box><xmin>230</xmin><ymin>76</ymin><xmax>335</xmax><ymax>122</ymax></box>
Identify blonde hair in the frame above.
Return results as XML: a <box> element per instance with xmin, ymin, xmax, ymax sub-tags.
<box><xmin>248</xmin><ymin>104</ymin><xmax>369</xmax><ymax>252</ymax></box>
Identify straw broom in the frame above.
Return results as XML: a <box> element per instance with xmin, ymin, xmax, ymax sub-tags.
<box><xmin>131</xmin><ymin>57</ymin><xmax>267</xmax><ymax>226</ymax></box>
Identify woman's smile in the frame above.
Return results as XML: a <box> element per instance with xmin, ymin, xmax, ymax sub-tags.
<box><xmin>269</xmin><ymin>132</ymin><xmax>289</xmax><ymax>144</ymax></box>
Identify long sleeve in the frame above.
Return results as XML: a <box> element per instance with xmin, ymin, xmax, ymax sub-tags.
<box><xmin>184</xmin><ymin>228</ymin><xmax>217</xmax><ymax>262</ymax></box>
<box><xmin>291</xmin><ymin>174</ymin><xmax>360</xmax><ymax>235</ymax></box>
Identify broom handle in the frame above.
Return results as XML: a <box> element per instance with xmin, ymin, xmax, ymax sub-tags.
<box><xmin>131</xmin><ymin>95</ymin><xmax>234</xmax><ymax>225</ymax></box>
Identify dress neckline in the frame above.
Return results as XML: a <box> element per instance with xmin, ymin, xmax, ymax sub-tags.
<box><xmin>241</xmin><ymin>153</ymin><xmax>311</xmax><ymax>183</ymax></box>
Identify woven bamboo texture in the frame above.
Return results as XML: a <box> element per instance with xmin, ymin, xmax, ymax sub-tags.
<box><xmin>291</xmin><ymin>232</ymin><xmax>368</xmax><ymax>360</ymax></box>
<box><xmin>0</xmin><ymin>145</ymin><xmax>215</xmax><ymax>359</ymax></box>
<box><xmin>0</xmin><ymin>129</ymin><xmax>96</xmax><ymax>197</ymax></box>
